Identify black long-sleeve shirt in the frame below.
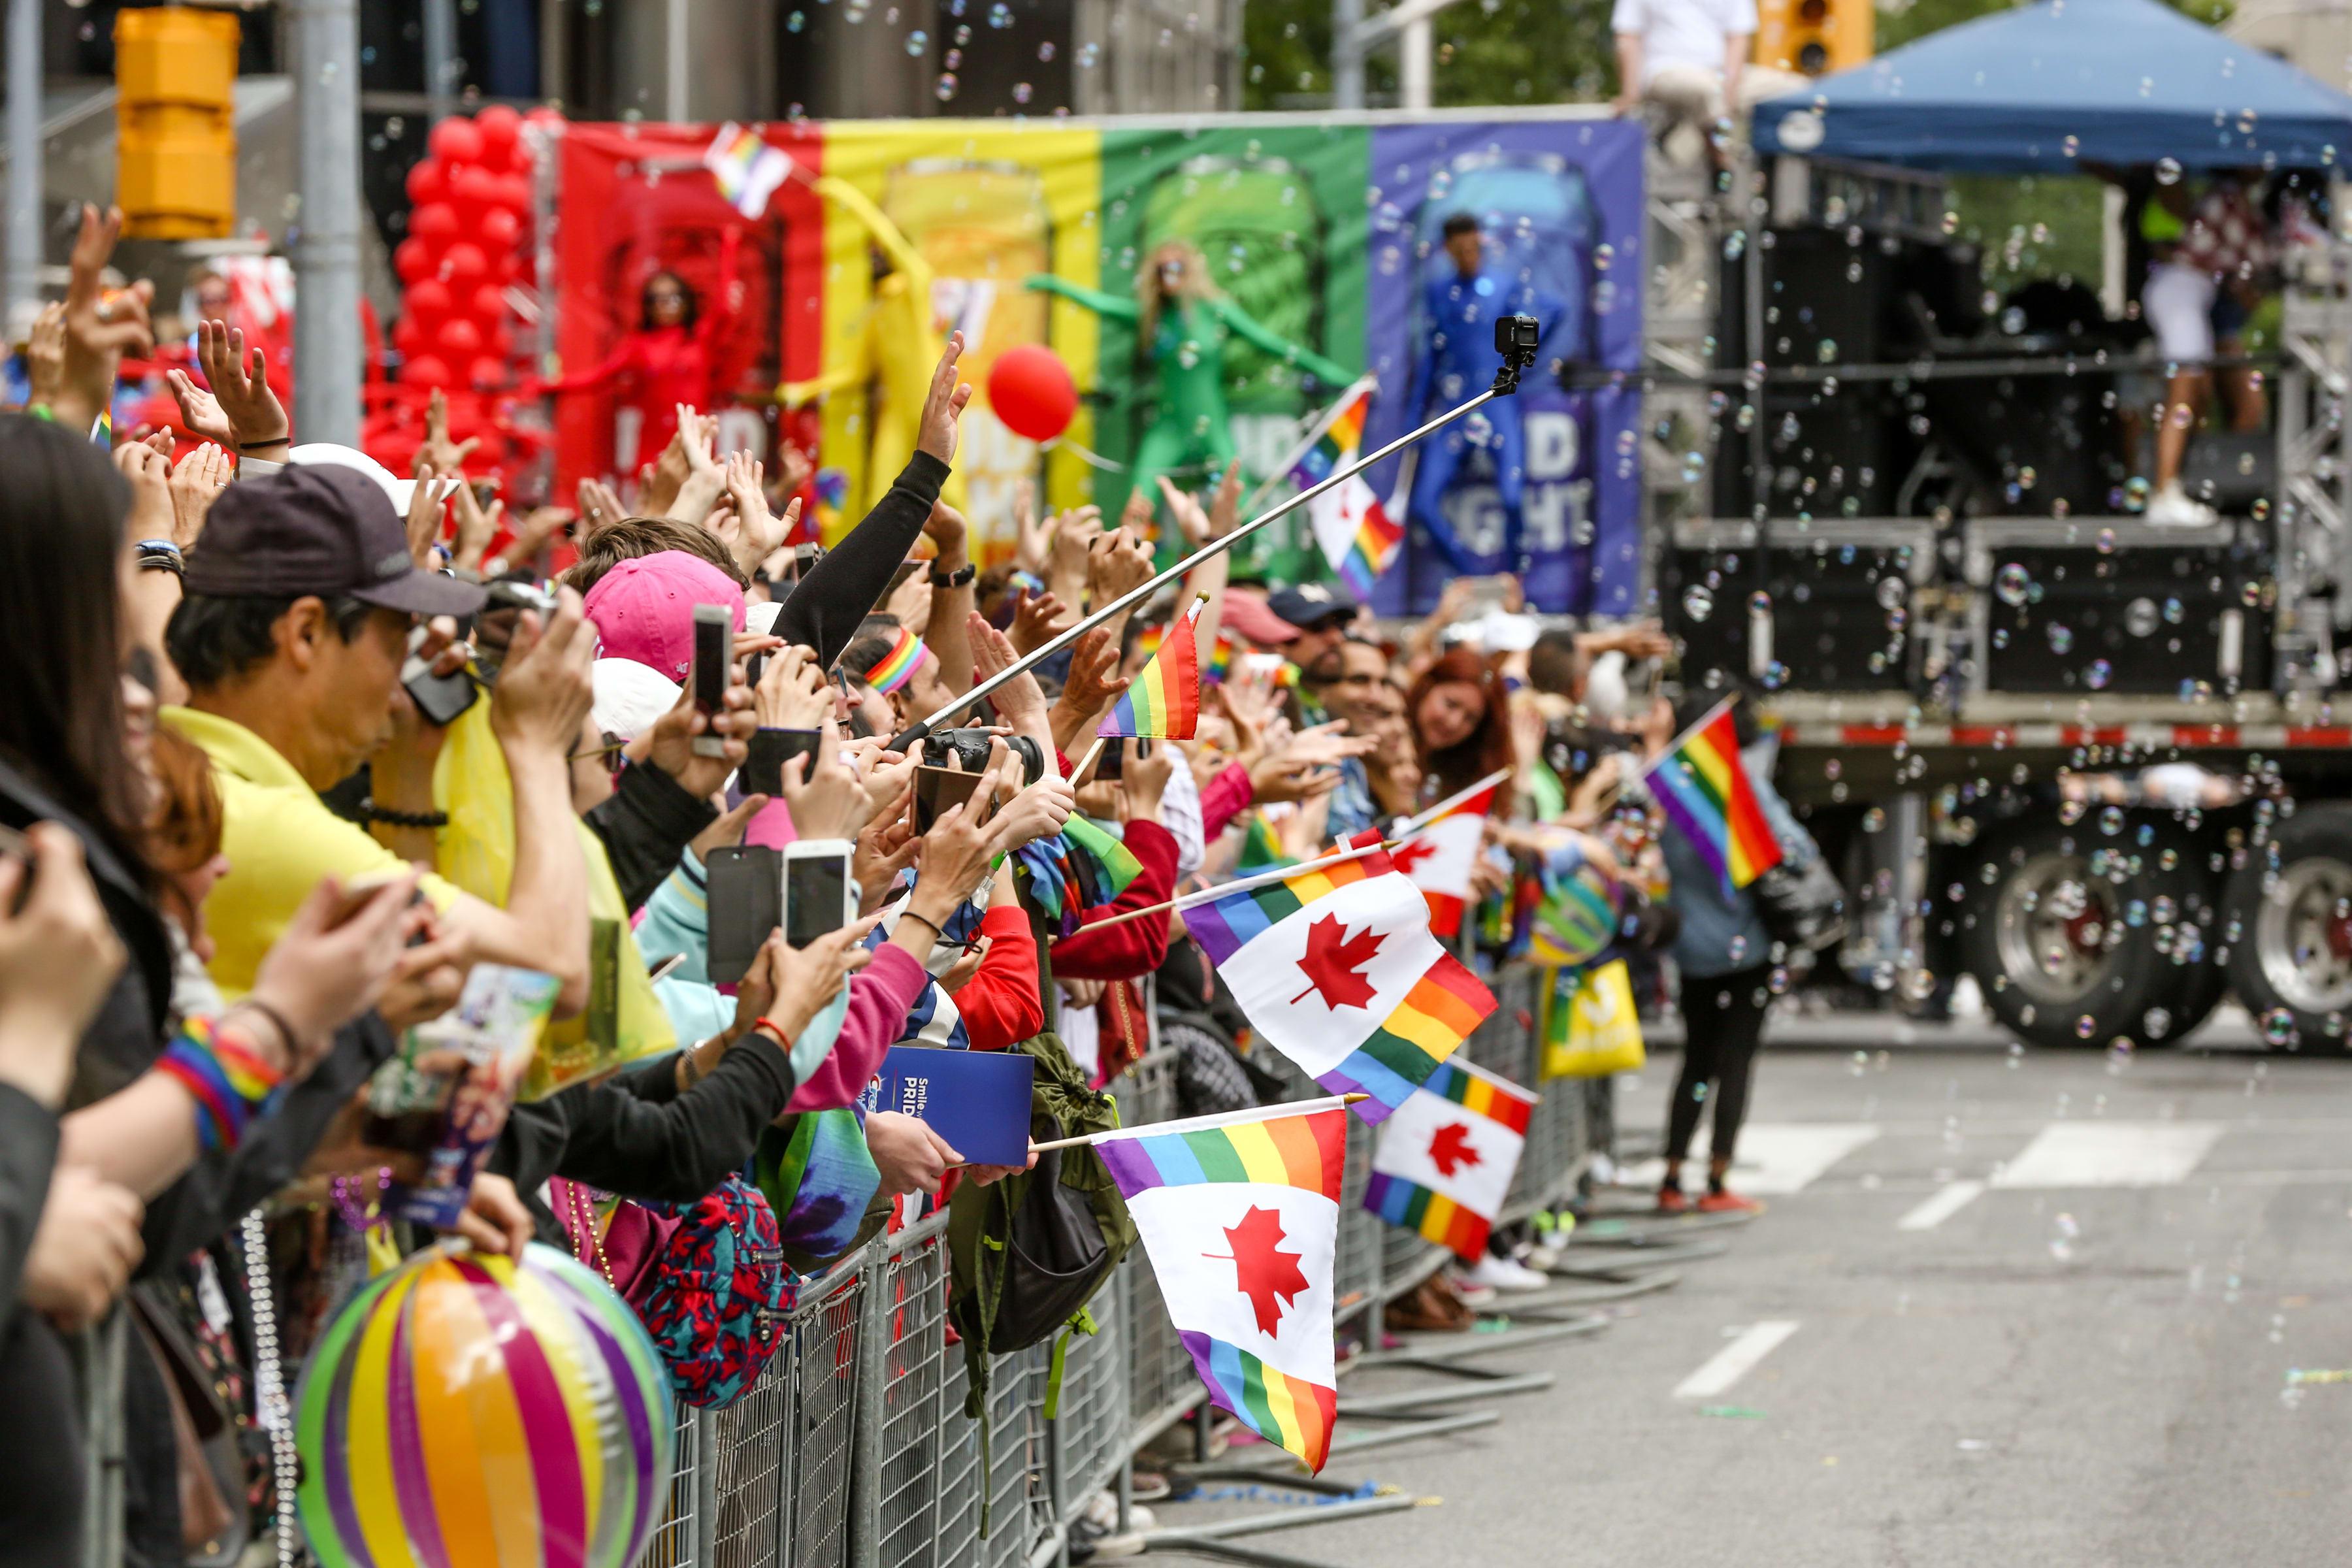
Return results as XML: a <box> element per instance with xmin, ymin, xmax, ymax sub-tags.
<box><xmin>777</xmin><ymin>451</ymin><xmax>951</xmax><ymax>671</ymax></box>
<box><xmin>583</xmin><ymin>755</ymin><xmax>719</xmax><ymax>914</ymax></box>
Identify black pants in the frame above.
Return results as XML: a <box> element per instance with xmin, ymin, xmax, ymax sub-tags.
<box><xmin>1665</xmin><ymin>964</ymin><xmax>1772</xmax><ymax>1171</ymax></box>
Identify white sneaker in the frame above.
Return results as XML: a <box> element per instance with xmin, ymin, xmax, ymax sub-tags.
<box><xmin>1449</xmin><ymin>1276</ymin><xmax>1500</xmax><ymax>1307</ymax></box>
<box><xmin>2144</xmin><ymin>483</ymin><xmax>2219</xmax><ymax>528</ymax></box>
<box><xmin>1458</xmin><ymin>1253</ymin><xmax>1551</xmax><ymax>1292</ymax></box>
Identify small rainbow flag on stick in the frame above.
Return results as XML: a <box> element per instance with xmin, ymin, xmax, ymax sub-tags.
<box><xmin>702</xmin><ymin>122</ymin><xmax>792</xmax><ymax>219</ymax></box>
<box><xmin>1095</xmin><ymin>1100</ymin><xmax>1348</xmax><ymax>1473</ymax></box>
<box><xmin>1285</xmin><ymin>380</ymin><xmax>1402</xmax><ymax>598</ymax></box>
<box><xmin>1639</xmin><ymin>698</ymin><xmax>1784</xmax><ymax>895</ymax></box>
<box><xmin>1098</xmin><ymin>595</ymin><xmax>1203</xmax><ymax>739</ymax></box>
<box><xmin>1364</xmin><ymin>1056</ymin><xmax>1537</xmax><ymax>1261</ymax></box>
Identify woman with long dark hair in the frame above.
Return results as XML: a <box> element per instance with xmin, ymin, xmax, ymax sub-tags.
<box><xmin>536</xmin><ymin>237</ymin><xmax>744</xmax><ymax>474</ymax></box>
<box><xmin>1405</xmin><ymin>646</ymin><xmax>1514</xmax><ymax>806</ymax></box>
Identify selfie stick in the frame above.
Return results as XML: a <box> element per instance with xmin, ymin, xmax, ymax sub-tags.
<box><xmin>885</xmin><ymin>317</ymin><xmax>1543</xmax><ymax>754</ymax></box>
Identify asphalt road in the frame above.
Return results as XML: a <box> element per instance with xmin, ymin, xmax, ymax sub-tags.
<box><xmin>1146</xmin><ymin>1030</ymin><xmax>2352</xmax><ymax>1567</ymax></box>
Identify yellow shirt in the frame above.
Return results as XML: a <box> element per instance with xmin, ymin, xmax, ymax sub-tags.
<box><xmin>159</xmin><ymin>706</ymin><xmax>463</xmax><ymax>999</ymax></box>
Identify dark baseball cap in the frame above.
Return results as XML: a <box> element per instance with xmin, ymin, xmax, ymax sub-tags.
<box><xmin>1267</xmin><ymin>581</ymin><xmax>1356</xmax><ymax>630</ymax></box>
<box><xmin>182</xmin><ymin>464</ymin><xmax>488</xmax><ymax>617</ymax></box>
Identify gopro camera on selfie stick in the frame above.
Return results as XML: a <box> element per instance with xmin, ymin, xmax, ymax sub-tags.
<box><xmin>1492</xmin><ymin>312</ymin><xmax>1541</xmax><ymax>395</ymax></box>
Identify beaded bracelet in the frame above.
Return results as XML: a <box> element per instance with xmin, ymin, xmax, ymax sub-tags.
<box><xmin>155</xmin><ymin>1014</ymin><xmax>286</xmax><ymax>1152</ymax></box>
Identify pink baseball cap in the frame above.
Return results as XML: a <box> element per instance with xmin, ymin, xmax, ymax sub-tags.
<box><xmin>582</xmin><ymin>551</ymin><xmax>747</xmax><ymax>681</ymax></box>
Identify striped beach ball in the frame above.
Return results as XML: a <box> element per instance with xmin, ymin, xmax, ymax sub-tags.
<box><xmin>295</xmin><ymin>1241</ymin><xmax>675</xmax><ymax>1568</ymax></box>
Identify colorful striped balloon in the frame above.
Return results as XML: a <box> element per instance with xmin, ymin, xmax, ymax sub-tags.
<box><xmin>295</xmin><ymin>1242</ymin><xmax>676</xmax><ymax>1568</ymax></box>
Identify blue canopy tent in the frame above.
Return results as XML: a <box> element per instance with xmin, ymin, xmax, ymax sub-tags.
<box><xmin>1750</xmin><ymin>0</ymin><xmax>2352</xmax><ymax>171</ymax></box>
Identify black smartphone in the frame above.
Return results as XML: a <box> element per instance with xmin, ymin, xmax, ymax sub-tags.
<box><xmin>1095</xmin><ymin>738</ymin><xmax>1125</xmax><ymax>783</ymax></box>
<box><xmin>914</xmin><ymin>764</ymin><xmax>990</xmax><ymax>835</ymax></box>
<box><xmin>742</xmin><ymin>727</ymin><xmax>823</xmax><ymax>798</ymax></box>
<box><xmin>704</xmin><ymin>843</ymin><xmax>782</xmax><ymax>985</ymax></box>
<box><xmin>784</xmin><ymin>840</ymin><xmax>853</xmax><ymax>949</ymax></box>
<box><xmin>692</xmin><ymin>603</ymin><xmax>731</xmax><ymax>759</ymax></box>
<box><xmin>401</xmin><ymin>651</ymin><xmax>478</xmax><ymax>727</ymax></box>
<box><xmin>0</xmin><ymin>821</ymin><xmax>27</xmax><ymax>914</ymax></box>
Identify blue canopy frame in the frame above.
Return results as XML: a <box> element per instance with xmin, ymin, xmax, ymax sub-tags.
<box><xmin>1751</xmin><ymin>0</ymin><xmax>2352</xmax><ymax>172</ymax></box>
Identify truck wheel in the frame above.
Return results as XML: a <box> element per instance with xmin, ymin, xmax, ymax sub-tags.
<box><xmin>2133</xmin><ymin>815</ymin><xmax>2229</xmax><ymax>1047</ymax></box>
<box><xmin>2224</xmin><ymin>805</ymin><xmax>2352</xmax><ymax>1054</ymax></box>
<box><xmin>1960</xmin><ymin>817</ymin><xmax>2183</xmax><ymax>1050</ymax></box>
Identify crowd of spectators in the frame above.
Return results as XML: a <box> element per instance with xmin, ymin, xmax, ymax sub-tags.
<box><xmin>0</xmin><ymin>201</ymin><xmax>1804</xmax><ymax>1565</ymax></box>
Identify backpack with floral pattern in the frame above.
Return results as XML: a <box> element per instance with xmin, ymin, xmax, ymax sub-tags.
<box><xmin>634</xmin><ymin>1175</ymin><xmax>793</xmax><ymax>1410</ymax></box>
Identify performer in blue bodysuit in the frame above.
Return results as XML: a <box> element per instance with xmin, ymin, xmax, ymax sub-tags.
<box><xmin>1404</xmin><ymin>212</ymin><xmax>1572</xmax><ymax>572</ymax></box>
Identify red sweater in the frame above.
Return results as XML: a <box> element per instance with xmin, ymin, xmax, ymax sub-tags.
<box><xmin>1051</xmin><ymin>820</ymin><xmax>1179</xmax><ymax>981</ymax></box>
<box><xmin>948</xmin><ymin>904</ymin><xmax>1044</xmax><ymax>1051</ymax></box>
<box><xmin>784</xmin><ymin>943</ymin><xmax>928</xmax><ymax>1113</ymax></box>
<box><xmin>1198</xmin><ymin>760</ymin><xmax>1256</xmax><ymax>843</ymax></box>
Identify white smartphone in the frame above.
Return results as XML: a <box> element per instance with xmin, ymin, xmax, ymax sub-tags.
<box><xmin>783</xmin><ymin>839</ymin><xmax>856</xmax><ymax>949</ymax></box>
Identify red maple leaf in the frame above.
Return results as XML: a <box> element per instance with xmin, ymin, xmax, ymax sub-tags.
<box><xmin>1428</xmin><ymin>1122</ymin><xmax>1482</xmax><ymax>1178</ymax></box>
<box><xmin>1390</xmin><ymin>836</ymin><xmax>1439</xmax><ymax>877</ymax></box>
<box><xmin>1205</xmin><ymin>1205</ymin><xmax>1312</xmax><ymax>1336</ymax></box>
<box><xmin>1289</xmin><ymin>915</ymin><xmax>1384</xmax><ymax>1009</ymax></box>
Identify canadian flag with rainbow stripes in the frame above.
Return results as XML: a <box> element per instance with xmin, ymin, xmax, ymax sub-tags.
<box><xmin>1180</xmin><ymin>841</ymin><xmax>1497</xmax><ymax>1122</ymax></box>
<box><xmin>1364</xmin><ymin>1057</ymin><xmax>1537</xmax><ymax>1261</ymax></box>
<box><xmin>1096</xmin><ymin>1102</ymin><xmax>1350</xmax><ymax>1471</ymax></box>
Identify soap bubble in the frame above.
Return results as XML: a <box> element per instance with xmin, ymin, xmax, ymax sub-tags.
<box><xmin>2099</xmin><ymin>805</ymin><xmax>2124</xmax><ymax>836</ymax></box>
<box><xmin>2048</xmin><ymin>623</ymin><xmax>2074</xmax><ymax>655</ymax></box>
<box><xmin>1683</xmin><ymin>584</ymin><xmax>1714</xmax><ymax>621</ymax></box>
<box><xmin>988</xmin><ymin>1</ymin><xmax>1013</xmax><ymax>22</ymax></box>
<box><xmin>905</xmin><ymin>29</ymin><xmax>929</xmax><ymax>52</ymax></box>
<box><xmin>2156</xmin><ymin>157</ymin><xmax>2183</xmax><ymax>184</ymax></box>
<box><xmin>934</xmin><ymin>71</ymin><xmax>959</xmax><ymax>98</ymax></box>
<box><xmin>2086</xmin><ymin>659</ymin><xmax>2112</xmax><ymax>689</ymax></box>
<box><xmin>2143</xmin><ymin>1006</ymin><xmax>2171</xmax><ymax>1039</ymax></box>
<box><xmin>1877</xmin><ymin>575</ymin><xmax>1906</xmax><ymax>610</ymax></box>
<box><xmin>2125</xmin><ymin>597</ymin><xmax>2159</xmax><ymax>638</ymax></box>
<box><xmin>1995</xmin><ymin>563</ymin><xmax>2032</xmax><ymax>606</ymax></box>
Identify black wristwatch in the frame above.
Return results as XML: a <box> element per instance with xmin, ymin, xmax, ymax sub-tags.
<box><xmin>928</xmin><ymin>561</ymin><xmax>976</xmax><ymax>589</ymax></box>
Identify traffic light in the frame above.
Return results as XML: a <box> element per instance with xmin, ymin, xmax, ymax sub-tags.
<box><xmin>1755</xmin><ymin>0</ymin><xmax>1872</xmax><ymax>76</ymax></box>
<box><xmin>115</xmin><ymin>7</ymin><xmax>242</xmax><ymax>238</ymax></box>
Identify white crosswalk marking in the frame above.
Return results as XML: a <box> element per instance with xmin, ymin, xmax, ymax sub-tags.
<box><xmin>1674</xmin><ymin>1321</ymin><xmax>1800</xmax><ymax>1399</ymax></box>
<box><xmin>1989</xmin><ymin>1122</ymin><xmax>2225</xmax><ymax>1188</ymax></box>
<box><xmin>1897</xmin><ymin>1179</ymin><xmax>1986</xmax><ymax>1231</ymax></box>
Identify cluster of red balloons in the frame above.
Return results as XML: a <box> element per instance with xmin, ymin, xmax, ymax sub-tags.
<box><xmin>391</xmin><ymin>106</ymin><xmax>539</xmax><ymax>389</ymax></box>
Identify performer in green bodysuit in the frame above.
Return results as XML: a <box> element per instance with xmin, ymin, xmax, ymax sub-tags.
<box><xmin>1027</xmin><ymin>240</ymin><xmax>1352</xmax><ymax>540</ymax></box>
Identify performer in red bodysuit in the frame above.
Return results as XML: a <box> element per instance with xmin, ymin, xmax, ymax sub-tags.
<box><xmin>538</xmin><ymin>231</ymin><xmax>743</xmax><ymax>473</ymax></box>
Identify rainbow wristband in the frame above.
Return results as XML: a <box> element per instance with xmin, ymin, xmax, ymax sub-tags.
<box><xmin>156</xmin><ymin>1015</ymin><xmax>285</xmax><ymax>1152</ymax></box>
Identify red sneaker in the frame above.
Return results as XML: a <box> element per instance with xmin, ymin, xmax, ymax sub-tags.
<box><xmin>1696</xmin><ymin>1189</ymin><xmax>1762</xmax><ymax>1214</ymax></box>
<box><xmin>1656</xmin><ymin>1186</ymin><xmax>1691</xmax><ymax>1215</ymax></box>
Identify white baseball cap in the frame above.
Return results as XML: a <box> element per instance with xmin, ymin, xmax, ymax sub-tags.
<box><xmin>287</xmin><ymin>443</ymin><xmax>455</xmax><ymax>514</ymax></box>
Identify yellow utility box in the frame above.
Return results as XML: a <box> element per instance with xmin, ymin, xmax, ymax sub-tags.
<box><xmin>115</xmin><ymin>7</ymin><xmax>241</xmax><ymax>238</ymax></box>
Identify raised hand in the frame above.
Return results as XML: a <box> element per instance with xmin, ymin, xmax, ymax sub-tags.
<box><xmin>190</xmin><ymin>319</ymin><xmax>289</xmax><ymax>456</ymax></box>
<box><xmin>57</xmin><ymin>204</ymin><xmax>155</xmax><ymax>436</ymax></box>
<box><xmin>24</xmin><ymin>302</ymin><xmax>65</xmax><ymax>412</ymax></box>
<box><xmin>576</xmin><ymin>476</ymin><xmax>627</xmax><ymax>533</ymax></box>
<box><xmin>1008</xmin><ymin>587</ymin><xmax>1070</xmax><ymax>657</ymax></box>
<box><xmin>489</xmin><ymin>585</ymin><xmax>599</xmax><ymax>757</ymax></box>
<box><xmin>420</xmin><ymin>387</ymin><xmax>481</xmax><ymax>474</ymax></box>
<box><xmin>914</xmin><ymin>331</ymin><xmax>975</xmax><ymax>466</ymax></box>
<box><xmin>167</xmin><ymin>442</ymin><xmax>233</xmax><ymax>550</ymax></box>
<box><xmin>449</xmin><ymin>478</ymin><xmax>505</xmax><ymax>574</ymax></box>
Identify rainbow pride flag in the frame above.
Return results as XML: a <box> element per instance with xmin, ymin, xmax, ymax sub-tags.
<box><xmin>1288</xmin><ymin>381</ymin><xmax>1402</xmax><ymax>598</ymax></box>
<box><xmin>1364</xmin><ymin>1056</ymin><xmax>1536</xmax><ymax>1260</ymax></box>
<box><xmin>702</xmin><ymin>121</ymin><xmax>792</xmax><ymax>219</ymax></box>
<box><xmin>1527</xmin><ymin>855</ymin><xmax>1620</xmax><ymax>970</ymax></box>
<box><xmin>1096</xmin><ymin>1102</ymin><xmax>1348</xmax><ymax>1472</ymax></box>
<box><xmin>1642</xmin><ymin>700</ymin><xmax>1783</xmax><ymax>894</ymax></box>
<box><xmin>1181</xmin><ymin>843</ymin><xmax>1495</xmax><ymax>1122</ymax></box>
<box><xmin>1099</xmin><ymin>595</ymin><xmax>1203</xmax><ymax>739</ymax></box>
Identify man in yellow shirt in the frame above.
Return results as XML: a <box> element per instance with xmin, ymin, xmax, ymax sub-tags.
<box><xmin>159</xmin><ymin>464</ymin><xmax>596</xmax><ymax>1012</ymax></box>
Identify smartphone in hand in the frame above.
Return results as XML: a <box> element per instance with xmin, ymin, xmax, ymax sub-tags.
<box><xmin>784</xmin><ymin>840</ymin><xmax>855</xmax><ymax>949</ymax></box>
<box><xmin>691</xmin><ymin>603</ymin><xmax>732</xmax><ymax>759</ymax></box>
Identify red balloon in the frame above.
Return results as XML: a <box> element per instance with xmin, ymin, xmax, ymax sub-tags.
<box><xmin>475</xmin><ymin>105</ymin><xmax>522</xmax><ymax>161</ymax></box>
<box><xmin>489</xmin><ymin>326</ymin><xmax>515</xmax><ymax>358</ymax></box>
<box><xmin>427</xmin><ymin>116</ymin><xmax>484</xmax><ymax>166</ymax></box>
<box><xmin>410</xmin><ymin>201</ymin><xmax>459</xmax><ymax>243</ymax></box>
<box><xmin>493</xmin><ymin>174</ymin><xmax>532</xmax><ymax>216</ymax></box>
<box><xmin>402</xmin><ymin>353</ymin><xmax>455</xmax><ymax>388</ymax></box>
<box><xmin>469</xmin><ymin>284</ymin><xmax>508</xmax><ymax>323</ymax></box>
<box><xmin>391</xmin><ymin>316</ymin><xmax>425</xmax><ymax>356</ymax></box>
<box><xmin>393</xmin><ymin>237</ymin><xmax>434</xmax><ymax>284</ymax></box>
<box><xmin>441</xmin><ymin>243</ymin><xmax>489</xmax><ymax>285</ymax></box>
<box><xmin>437</xmin><ymin>318</ymin><xmax>485</xmax><ymax>357</ymax></box>
<box><xmin>478</xmin><ymin>206</ymin><xmax>523</xmax><ymax>252</ymax></box>
<box><xmin>986</xmin><ymin>344</ymin><xmax>1079</xmax><ymax>442</ymax></box>
<box><xmin>467</xmin><ymin>355</ymin><xmax>509</xmax><ymax>389</ymax></box>
<box><xmin>404</xmin><ymin>158</ymin><xmax>446</xmax><ymax>206</ymax></box>
<box><xmin>449</xmin><ymin>165</ymin><xmax>502</xmax><ymax>218</ymax></box>
<box><xmin>404</xmin><ymin>278</ymin><xmax>454</xmax><ymax>325</ymax></box>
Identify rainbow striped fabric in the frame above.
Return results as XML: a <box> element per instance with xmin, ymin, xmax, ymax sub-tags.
<box><xmin>1292</xmin><ymin>382</ymin><xmax>1403</xmax><ymax>598</ymax></box>
<box><xmin>1096</xmin><ymin>1103</ymin><xmax>1348</xmax><ymax>1472</ymax></box>
<box><xmin>1364</xmin><ymin>1056</ymin><xmax>1536</xmax><ymax>1260</ymax></box>
<box><xmin>1645</xmin><ymin>702</ymin><xmax>1784</xmax><ymax>893</ymax></box>
<box><xmin>701</xmin><ymin>120</ymin><xmax>793</xmax><ymax>218</ymax></box>
<box><xmin>1183</xmin><ymin>843</ymin><xmax>1495</xmax><ymax>1122</ymax></box>
<box><xmin>1527</xmin><ymin>854</ymin><xmax>1620</xmax><ymax>970</ymax></box>
<box><xmin>862</xmin><ymin>625</ymin><xmax>926</xmax><ymax>694</ymax></box>
<box><xmin>1098</xmin><ymin>596</ymin><xmax>1203</xmax><ymax>738</ymax></box>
